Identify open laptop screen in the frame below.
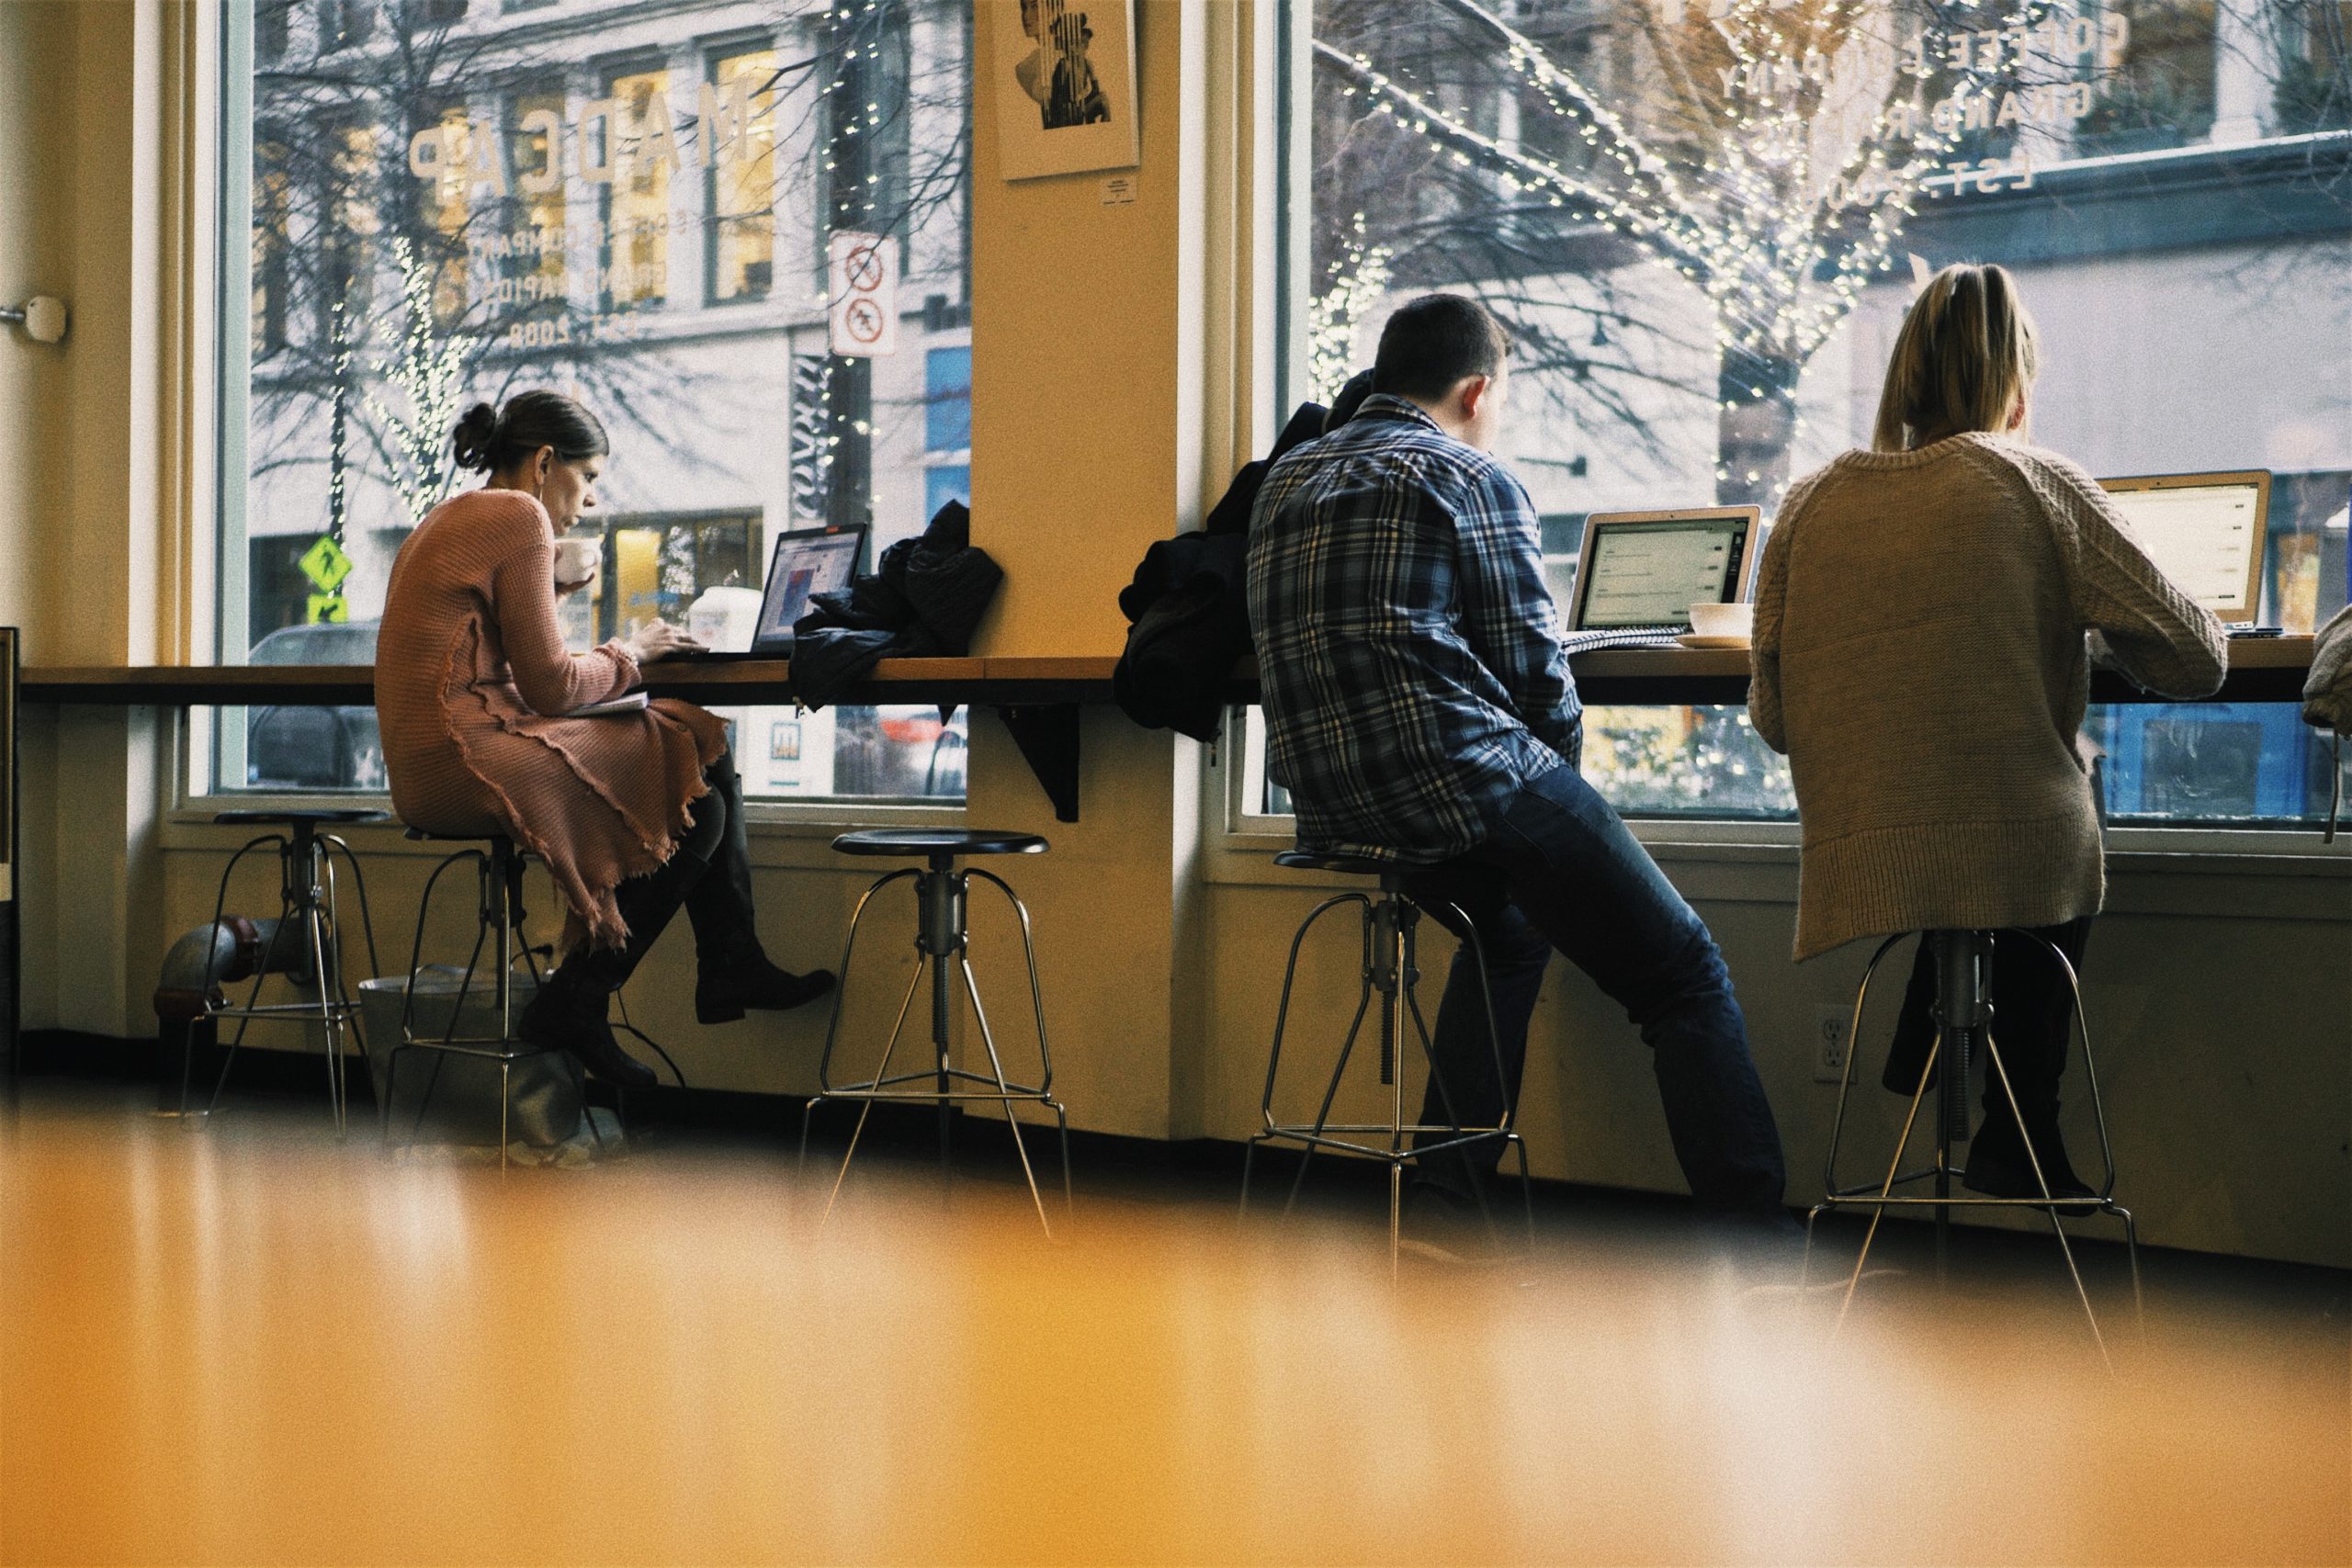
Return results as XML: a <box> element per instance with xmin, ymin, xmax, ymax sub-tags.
<box><xmin>1568</xmin><ymin>508</ymin><xmax>1759</xmax><ymax>632</ymax></box>
<box><xmin>753</xmin><ymin>527</ymin><xmax>865</xmax><ymax>652</ymax></box>
<box><xmin>2098</xmin><ymin>471</ymin><xmax>2268</xmax><ymax>624</ymax></box>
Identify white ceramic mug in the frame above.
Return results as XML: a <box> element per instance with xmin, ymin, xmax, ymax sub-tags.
<box><xmin>553</xmin><ymin>535</ymin><xmax>603</xmax><ymax>586</ymax></box>
<box><xmin>1688</xmin><ymin>601</ymin><xmax>1755</xmax><ymax>639</ymax></box>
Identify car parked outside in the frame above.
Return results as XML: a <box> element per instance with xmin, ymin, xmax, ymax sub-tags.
<box><xmin>243</xmin><ymin>620</ymin><xmax>382</xmax><ymax>792</ymax></box>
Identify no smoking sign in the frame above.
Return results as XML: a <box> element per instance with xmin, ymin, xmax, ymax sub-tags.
<box><xmin>827</xmin><ymin>231</ymin><xmax>898</xmax><ymax>358</ymax></box>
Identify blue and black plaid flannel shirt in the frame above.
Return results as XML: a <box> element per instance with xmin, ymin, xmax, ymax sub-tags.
<box><xmin>1245</xmin><ymin>394</ymin><xmax>1581</xmax><ymax>863</ymax></box>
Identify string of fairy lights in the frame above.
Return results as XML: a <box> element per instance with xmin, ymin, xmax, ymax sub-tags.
<box><xmin>363</xmin><ymin>236</ymin><xmax>473</xmax><ymax>530</ymax></box>
<box><xmin>1324</xmin><ymin>0</ymin><xmax>2079</xmax><ymax>490</ymax></box>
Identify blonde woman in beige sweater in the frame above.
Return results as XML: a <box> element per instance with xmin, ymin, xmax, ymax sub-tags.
<box><xmin>1749</xmin><ymin>263</ymin><xmax>2225</xmax><ymax>1202</ymax></box>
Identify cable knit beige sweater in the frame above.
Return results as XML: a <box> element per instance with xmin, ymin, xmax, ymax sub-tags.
<box><xmin>1750</xmin><ymin>434</ymin><xmax>2226</xmax><ymax>960</ymax></box>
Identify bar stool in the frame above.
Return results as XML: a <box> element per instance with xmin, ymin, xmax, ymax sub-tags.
<box><xmin>383</xmin><ymin>827</ymin><xmax>605</xmax><ymax>1171</ymax></box>
<box><xmin>799</xmin><ymin>829</ymin><xmax>1069</xmax><ymax>1235</ymax></box>
<box><xmin>1808</xmin><ymin>929</ymin><xmax>2138</xmax><ymax>1369</ymax></box>
<box><xmin>179</xmin><ymin>807</ymin><xmax>387</xmax><ymax>1130</ymax></box>
<box><xmin>1239</xmin><ymin>851</ymin><xmax>1533</xmax><ymax>1275</ymax></box>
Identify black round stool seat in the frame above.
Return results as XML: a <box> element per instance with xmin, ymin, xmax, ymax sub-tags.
<box><xmin>831</xmin><ymin>829</ymin><xmax>1048</xmax><ymax>858</ymax></box>
<box><xmin>214</xmin><ymin>807</ymin><xmax>389</xmax><ymax>827</ymax></box>
<box><xmin>1274</xmin><ymin>849</ymin><xmax>1405</xmax><ymax>878</ymax></box>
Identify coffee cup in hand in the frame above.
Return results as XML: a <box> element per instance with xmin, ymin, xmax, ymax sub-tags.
<box><xmin>553</xmin><ymin>535</ymin><xmax>603</xmax><ymax>589</ymax></box>
<box><xmin>1687</xmin><ymin>601</ymin><xmax>1754</xmax><ymax>640</ymax></box>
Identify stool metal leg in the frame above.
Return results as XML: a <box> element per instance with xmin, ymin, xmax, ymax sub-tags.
<box><xmin>204</xmin><ymin>907</ymin><xmax>297</xmax><ymax>1116</ymax></box>
<box><xmin>1804</xmin><ymin>933</ymin><xmax>1912</xmax><ymax>1286</ymax></box>
<box><xmin>1984</xmin><ymin>1030</ymin><xmax>2110</xmax><ymax>1372</ymax></box>
<box><xmin>807</xmin><ymin>869</ymin><xmax>922</xmax><ymax>1101</ymax></box>
<box><xmin>1836</xmin><ymin>1034</ymin><xmax>1940</xmax><ymax>1337</ymax></box>
<box><xmin>815</xmin><ymin>953</ymin><xmax>929</xmax><ymax>1226</ymax></box>
<box><xmin>962</xmin><ymin>955</ymin><xmax>1051</xmax><ymax>1238</ymax></box>
<box><xmin>198</xmin><ymin>826</ymin><xmax>368</xmax><ymax>1133</ymax></box>
<box><xmin>173</xmin><ymin>833</ymin><xmax>282</xmax><ymax>1119</ymax></box>
<box><xmin>1385</xmin><ymin>897</ymin><xmax>1413</xmax><ymax>1279</ymax></box>
<box><xmin>968</xmin><ymin>868</ymin><xmax>1072</xmax><ymax>1220</ymax></box>
<box><xmin>1278</xmin><ymin>921</ymin><xmax>1374</xmax><ymax>1218</ymax></box>
<box><xmin>1238</xmin><ymin>894</ymin><xmax>1367</xmax><ymax>1218</ymax></box>
<box><xmin>2017</xmin><ymin>929</ymin><xmax>2143</xmax><ymax>1327</ymax></box>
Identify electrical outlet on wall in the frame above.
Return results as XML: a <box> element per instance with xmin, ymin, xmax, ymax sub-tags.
<box><xmin>1812</xmin><ymin>1004</ymin><xmax>1852</xmax><ymax>1084</ymax></box>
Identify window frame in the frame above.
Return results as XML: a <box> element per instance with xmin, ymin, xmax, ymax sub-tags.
<box><xmin>1250</xmin><ymin>2</ymin><xmax>2351</xmax><ymax>861</ymax></box>
<box><xmin>193</xmin><ymin>0</ymin><xmax>973</xmax><ymax>828</ymax></box>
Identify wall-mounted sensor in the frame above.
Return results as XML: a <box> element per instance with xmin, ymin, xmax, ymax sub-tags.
<box><xmin>0</xmin><ymin>297</ymin><xmax>68</xmax><ymax>344</ymax></box>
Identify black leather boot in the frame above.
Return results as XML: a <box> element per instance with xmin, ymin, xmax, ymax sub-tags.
<box><xmin>683</xmin><ymin>751</ymin><xmax>836</xmax><ymax>1023</ymax></box>
<box><xmin>1963</xmin><ymin>1112</ymin><xmax>2096</xmax><ymax>1213</ymax></box>
<box><xmin>695</xmin><ymin>960</ymin><xmax>836</xmax><ymax>1024</ymax></box>
<box><xmin>520</xmin><ymin>962</ymin><xmax>657</xmax><ymax>1089</ymax></box>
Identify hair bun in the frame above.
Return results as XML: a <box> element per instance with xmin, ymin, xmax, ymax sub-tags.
<box><xmin>451</xmin><ymin>402</ymin><xmax>502</xmax><ymax>473</ymax></box>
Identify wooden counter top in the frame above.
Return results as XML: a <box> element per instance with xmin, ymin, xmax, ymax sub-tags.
<box><xmin>20</xmin><ymin>636</ymin><xmax>2318</xmax><ymax>708</ymax></box>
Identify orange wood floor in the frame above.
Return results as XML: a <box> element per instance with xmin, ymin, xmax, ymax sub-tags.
<box><xmin>3</xmin><ymin>1089</ymin><xmax>2346</xmax><ymax>1566</ymax></box>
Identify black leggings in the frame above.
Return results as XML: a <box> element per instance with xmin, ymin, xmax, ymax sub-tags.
<box><xmin>575</xmin><ymin>750</ymin><xmax>762</xmax><ymax>989</ymax></box>
<box><xmin>1882</xmin><ymin>919</ymin><xmax>2091</xmax><ymax>1140</ymax></box>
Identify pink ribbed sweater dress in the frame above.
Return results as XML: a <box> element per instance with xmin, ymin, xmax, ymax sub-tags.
<box><xmin>375</xmin><ymin>489</ymin><xmax>728</xmax><ymax>951</ymax></box>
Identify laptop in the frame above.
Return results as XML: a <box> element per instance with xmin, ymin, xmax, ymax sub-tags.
<box><xmin>678</xmin><ymin>525</ymin><xmax>865</xmax><ymax>660</ymax></box>
<box><xmin>1562</xmin><ymin>506</ymin><xmax>1761</xmax><ymax>649</ymax></box>
<box><xmin>2097</xmin><ymin>470</ymin><xmax>2269</xmax><ymax>627</ymax></box>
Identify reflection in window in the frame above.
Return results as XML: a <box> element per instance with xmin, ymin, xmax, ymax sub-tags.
<box><xmin>2086</xmin><ymin>703</ymin><xmax>2337</xmax><ymax>824</ymax></box>
<box><xmin>725</xmin><ymin>705</ymin><xmax>968</xmax><ymax>802</ymax></box>
<box><xmin>1579</xmin><ymin>706</ymin><xmax>1795</xmax><ymax>820</ymax></box>
<box><xmin>256</xmin><ymin>0</ymin><xmax>292</xmax><ymax>65</ymax></box>
<box><xmin>707</xmin><ymin>47</ymin><xmax>780</xmax><ymax>303</ymax></box>
<box><xmin>601</xmin><ymin>66</ymin><xmax>673</xmax><ymax>310</ymax></box>
<box><xmin>502</xmin><ymin>84</ymin><xmax>570</xmax><ymax>319</ymax></box>
<box><xmin>2080</xmin><ymin>0</ymin><xmax>2221</xmax><ymax>152</ymax></box>
<box><xmin>252</xmin><ymin>138</ymin><xmax>292</xmax><ymax>358</ymax></box>
<box><xmin>422</xmin><ymin>105</ymin><xmax>472</xmax><ymax>325</ymax></box>
<box><xmin>583</xmin><ymin>513</ymin><xmax>758</xmax><ymax>642</ymax></box>
<box><xmin>321</xmin><ymin>0</ymin><xmax>375</xmax><ymax>52</ymax></box>
<box><xmin>924</xmin><ymin>344</ymin><xmax>972</xmax><ymax>451</ymax></box>
<box><xmin>325</xmin><ymin>121</ymin><xmax>379</xmax><ymax>325</ymax></box>
<box><xmin>2274</xmin><ymin>0</ymin><xmax>2352</xmax><ymax>130</ymax></box>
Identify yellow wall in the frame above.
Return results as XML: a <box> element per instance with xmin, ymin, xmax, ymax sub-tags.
<box><xmin>0</xmin><ymin>0</ymin><xmax>73</xmax><ymax>658</ymax></box>
<box><xmin>3</xmin><ymin>1</ymin><xmax>2346</xmax><ymax>1265</ymax></box>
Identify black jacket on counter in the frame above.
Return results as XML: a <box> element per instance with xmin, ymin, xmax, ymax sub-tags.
<box><xmin>791</xmin><ymin>500</ymin><xmax>1001</xmax><ymax>712</ymax></box>
<box><xmin>1112</xmin><ymin>400</ymin><xmax>1332</xmax><ymax>741</ymax></box>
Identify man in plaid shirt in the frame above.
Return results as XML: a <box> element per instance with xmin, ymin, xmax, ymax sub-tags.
<box><xmin>1248</xmin><ymin>294</ymin><xmax>1791</xmax><ymax>1238</ymax></box>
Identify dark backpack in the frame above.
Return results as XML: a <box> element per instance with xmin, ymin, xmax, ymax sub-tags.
<box><xmin>1112</xmin><ymin>401</ymin><xmax>1330</xmax><ymax>740</ymax></box>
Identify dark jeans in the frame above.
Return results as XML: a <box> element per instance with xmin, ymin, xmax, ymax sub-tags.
<box><xmin>1400</xmin><ymin>761</ymin><xmax>1788</xmax><ymax>1215</ymax></box>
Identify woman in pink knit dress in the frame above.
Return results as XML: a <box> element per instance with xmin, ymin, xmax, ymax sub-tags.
<box><xmin>376</xmin><ymin>391</ymin><xmax>831</xmax><ymax>1086</ymax></box>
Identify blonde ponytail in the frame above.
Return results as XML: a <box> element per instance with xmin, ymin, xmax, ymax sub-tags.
<box><xmin>1871</xmin><ymin>263</ymin><xmax>2041</xmax><ymax>453</ymax></box>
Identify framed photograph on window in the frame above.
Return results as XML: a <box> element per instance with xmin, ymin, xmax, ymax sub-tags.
<box><xmin>989</xmin><ymin>0</ymin><xmax>1138</xmax><ymax>181</ymax></box>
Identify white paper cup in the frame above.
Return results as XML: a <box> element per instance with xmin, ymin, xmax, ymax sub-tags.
<box><xmin>1688</xmin><ymin>601</ymin><xmax>1754</xmax><ymax>639</ymax></box>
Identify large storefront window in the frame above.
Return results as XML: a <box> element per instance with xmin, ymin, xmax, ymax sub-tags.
<box><xmin>1282</xmin><ymin>0</ymin><xmax>2350</xmax><ymax>830</ymax></box>
<box><xmin>212</xmin><ymin>0</ymin><xmax>974</xmax><ymax>807</ymax></box>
